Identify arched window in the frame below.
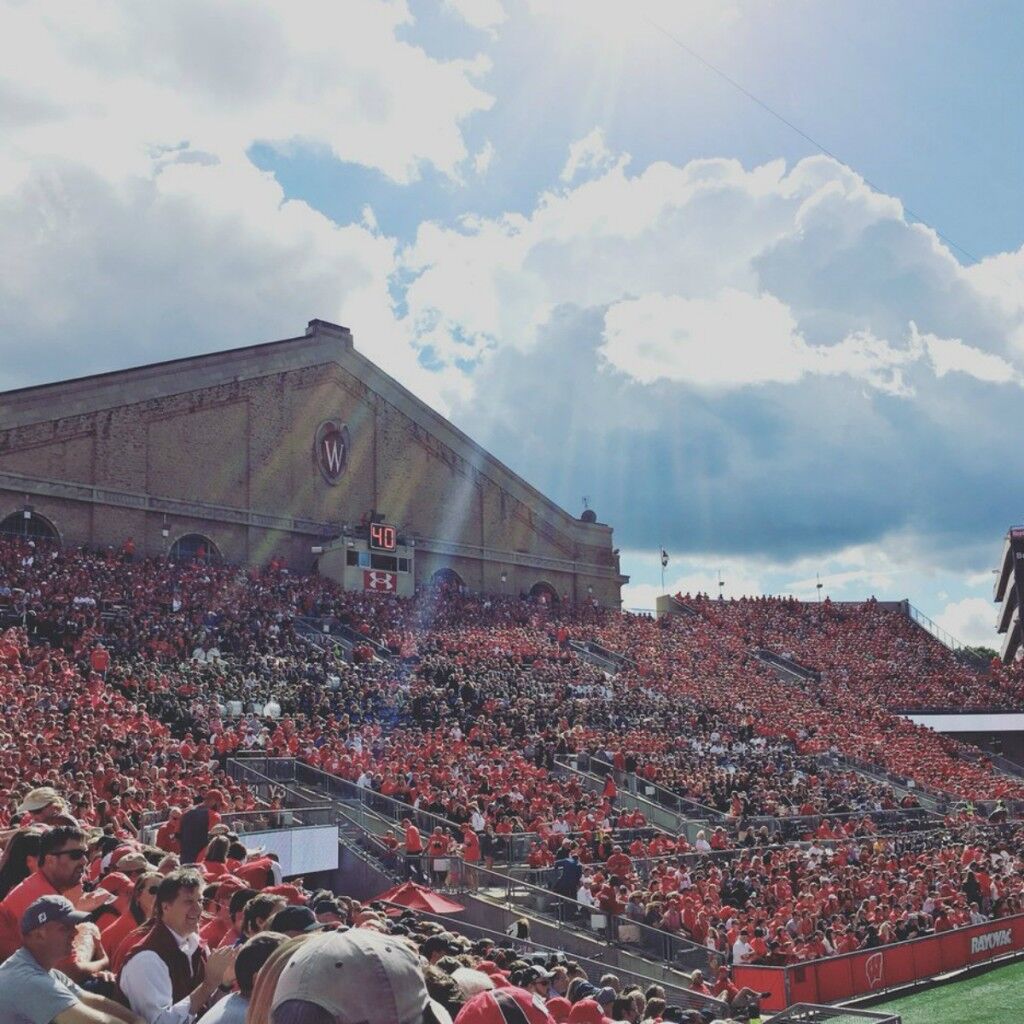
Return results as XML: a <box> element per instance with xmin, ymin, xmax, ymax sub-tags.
<box><xmin>0</xmin><ymin>510</ymin><xmax>60</xmax><ymax>544</ymax></box>
<box><xmin>429</xmin><ymin>567</ymin><xmax>465</xmax><ymax>592</ymax></box>
<box><xmin>530</xmin><ymin>581</ymin><xmax>560</xmax><ymax>605</ymax></box>
<box><xmin>168</xmin><ymin>533</ymin><xmax>222</xmax><ymax>565</ymax></box>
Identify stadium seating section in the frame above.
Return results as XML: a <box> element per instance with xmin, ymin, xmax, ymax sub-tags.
<box><xmin>2</xmin><ymin>535</ymin><xmax>1024</xmax><ymax>1020</ymax></box>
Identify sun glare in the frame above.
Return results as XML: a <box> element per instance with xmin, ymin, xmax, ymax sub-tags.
<box><xmin>527</xmin><ymin>0</ymin><xmax>740</xmax><ymax>54</ymax></box>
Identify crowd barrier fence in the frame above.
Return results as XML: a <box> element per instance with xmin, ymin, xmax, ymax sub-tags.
<box><xmin>734</xmin><ymin>913</ymin><xmax>1024</xmax><ymax>1012</ymax></box>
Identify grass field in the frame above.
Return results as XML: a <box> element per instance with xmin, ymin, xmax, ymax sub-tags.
<box><xmin>872</xmin><ymin>958</ymin><xmax>1024</xmax><ymax>1023</ymax></box>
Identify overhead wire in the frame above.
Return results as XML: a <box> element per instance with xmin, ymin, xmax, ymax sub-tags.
<box><xmin>639</xmin><ymin>12</ymin><xmax>984</xmax><ymax>266</ymax></box>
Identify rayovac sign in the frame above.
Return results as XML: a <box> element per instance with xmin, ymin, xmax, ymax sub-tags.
<box><xmin>969</xmin><ymin>928</ymin><xmax>1012</xmax><ymax>955</ymax></box>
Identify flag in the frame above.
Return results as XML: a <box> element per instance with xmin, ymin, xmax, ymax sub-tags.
<box><xmin>660</xmin><ymin>548</ymin><xmax>669</xmax><ymax>568</ymax></box>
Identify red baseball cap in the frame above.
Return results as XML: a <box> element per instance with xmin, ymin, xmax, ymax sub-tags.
<box><xmin>566</xmin><ymin>1000</ymin><xmax>612</xmax><ymax>1024</ymax></box>
<box><xmin>97</xmin><ymin>872</ymin><xmax>135</xmax><ymax>898</ymax></box>
<box><xmin>264</xmin><ymin>884</ymin><xmax>306</xmax><ymax>905</ymax></box>
<box><xmin>214</xmin><ymin>875</ymin><xmax>247</xmax><ymax>898</ymax></box>
<box><xmin>546</xmin><ymin>997</ymin><xmax>572</xmax><ymax>1022</ymax></box>
<box><xmin>455</xmin><ymin>988</ymin><xmax>554</xmax><ymax>1024</ymax></box>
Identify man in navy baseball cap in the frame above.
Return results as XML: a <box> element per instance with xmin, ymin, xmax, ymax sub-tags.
<box><xmin>21</xmin><ymin>894</ymin><xmax>93</xmax><ymax>935</ymax></box>
<box><xmin>0</xmin><ymin>895</ymin><xmax>139</xmax><ymax>1024</ymax></box>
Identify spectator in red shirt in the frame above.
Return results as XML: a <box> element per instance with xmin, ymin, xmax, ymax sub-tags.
<box><xmin>0</xmin><ymin>825</ymin><xmax>113</xmax><ymax>962</ymax></box>
<box><xmin>155</xmin><ymin>809</ymin><xmax>182</xmax><ymax>856</ymax></box>
<box><xmin>403</xmin><ymin>819</ymin><xmax>423</xmax><ymax>882</ymax></box>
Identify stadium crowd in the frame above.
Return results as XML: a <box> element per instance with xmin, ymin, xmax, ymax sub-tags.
<box><xmin>3</xmin><ymin>536</ymin><xmax>1024</xmax><ymax>1024</ymax></box>
<box><xmin>586</xmin><ymin>605</ymin><xmax>1024</xmax><ymax>803</ymax></box>
<box><xmin>537</xmin><ymin>821</ymin><xmax>1024</xmax><ymax>965</ymax></box>
<box><xmin>689</xmin><ymin>593</ymin><xmax>1024</xmax><ymax>712</ymax></box>
<box><xmin>0</xmin><ymin>794</ymin><xmax>747</xmax><ymax>1023</ymax></box>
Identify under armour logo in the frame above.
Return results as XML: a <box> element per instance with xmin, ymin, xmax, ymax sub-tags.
<box><xmin>365</xmin><ymin>570</ymin><xmax>396</xmax><ymax>592</ymax></box>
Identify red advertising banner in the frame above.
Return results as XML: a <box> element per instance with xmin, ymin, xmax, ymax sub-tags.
<box><xmin>734</xmin><ymin>914</ymin><xmax>1024</xmax><ymax>1012</ymax></box>
<box><xmin>363</xmin><ymin>570</ymin><xmax>397</xmax><ymax>592</ymax></box>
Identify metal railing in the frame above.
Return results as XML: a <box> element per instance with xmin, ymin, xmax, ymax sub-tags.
<box><xmin>569</xmin><ymin>754</ymin><xmax>726</xmax><ymax>826</ymax></box>
<box><xmin>338</xmin><ymin>817</ymin><xmax>729</xmax><ymax>1017</ymax></box>
<box><xmin>294</xmin><ymin>616</ymin><xmax>394</xmax><ymax>661</ymax></box>
<box><xmin>138</xmin><ymin>804</ymin><xmax>335</xmax><ymax>843</ymax></box>
<box><xmin>906</xmin><ymin>602</ymin><xmax>974</xmax><ymax>655</ymax></box>
<box><xmin>742</xmin><ymin>806</ymin><xmax>941</xmax><ymax>841</ymax></box>
<box><xmin>752</xmin><ymin>647</ymin><xmax>821</xmax><ymax>682</ymax></box>
<box><xmin>399</xmin><ymin>908</ymin><xmax>729</xmax><ymax>1018</ymax></box>
<box><xmin>260</xmin><ymin>758</ymin><xmax>541</xmax><ymax>863</ymax></box>
<box><xmin>449</xmin><ymin>860</ymin><xmax>717</xmax><ymax>975</ymax></box>
<box><xmin>892</xmin><ymin>702</ymin><xmax>1024</xmax><ymax>713</ymax></box>
<box><xmin>224</xmin><ymin>759</ymin><xmax>327</xmax><ymax>809</ymax></box>
<box><xmin>959</xmin><ymin>747</ymin><xmax>1024</xmax><ymax>782</ymax></box>
<box><xmin>235</xmin><ymin>756</ymin><xmax>677</xmax><ymax>865</ymax></box>
<box><xmin>828</xmin><ymin>751</ymin><xmax>949</xmax><ymax>810</ymax></box>
<box><xmin>292</xmin><ymin>617</ymin><xmax>353</xmax><ymax>662</ymax></box>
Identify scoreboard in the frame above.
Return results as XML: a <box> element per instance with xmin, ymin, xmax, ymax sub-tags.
<box><xmin>368</xmin><ymin>521</ymin><xmax>397</xmax><ymax>552</ymax></box>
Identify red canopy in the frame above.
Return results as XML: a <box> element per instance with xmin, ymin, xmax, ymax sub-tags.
<box><xmin>373</xmin><ymin>881</ymin><xmax>466</xmax><ymax>914</ymax></box>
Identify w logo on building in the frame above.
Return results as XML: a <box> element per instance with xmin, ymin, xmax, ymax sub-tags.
<box><xmin>323</xmin><ymin>437</ymin><xmax>345</xmax><ymax>475</ymax></box>
<box><xmin>313</xmin><ymin>420</ymin><xmax>350</xmax><ymax>484</ymax></box>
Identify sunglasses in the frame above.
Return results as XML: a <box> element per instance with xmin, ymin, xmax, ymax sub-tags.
<box><xmin>54</xmin><ymin>849</ymin><xmax>88</xmax><ymax>861</ymax></box>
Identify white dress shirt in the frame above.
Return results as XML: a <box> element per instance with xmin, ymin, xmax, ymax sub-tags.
<box><xmin>732</xmin><ymin>938</ymin><xmax>754</xmax><ymax>965</ymax></box>
<box><xmin>120</xmin><ymin>927</ymin><xmax>202</xmax><ymax>1024</ymax></box>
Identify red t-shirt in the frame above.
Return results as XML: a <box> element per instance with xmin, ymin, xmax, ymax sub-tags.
<box><xmin>0</xmin><ymin>870</ymin><xmax>60</xmax><ymax>960</ymax></box>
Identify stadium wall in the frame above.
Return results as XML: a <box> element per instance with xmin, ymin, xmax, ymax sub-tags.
<box><xmin>0</xmin><ymin>320</ymin><xmax>627</xmax><ymax>605</ymax></box>
<box><xmin>735</xmin><ymin>913</ymin><xmax>1024</xmax><ymax>1011</ymax></box>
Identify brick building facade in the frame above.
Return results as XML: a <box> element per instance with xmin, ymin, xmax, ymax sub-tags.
<box><xmin>0</xmin><ymin>320</ymin><xmax>627</xmax><ymax>606</ymax></box>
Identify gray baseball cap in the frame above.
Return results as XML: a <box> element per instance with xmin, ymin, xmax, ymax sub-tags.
<box><xmin>271</xmin><ymin>929</ymin><xmax>452</xmax><ymax>1024</ymax></box>
<box><xmin>21</xmin><ymin>895</ymin><xmax>90</xmax><ymax>935</ymax></box>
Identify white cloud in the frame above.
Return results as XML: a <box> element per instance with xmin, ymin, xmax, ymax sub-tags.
<box><xmin>0</xmin><ymin>0</ymin><xmax>497</xmax><ymax>411</ymax></box>
<box><xmin>600</xmin><ymin>289</ymin><xmax>918</xmax><ymax>394</ymax></box>
<box><xmin>445</xmin><ymin>0</ymin><xmax>507</xmax><ymax>34</ymax></box>
<box><xmin>560</xmin><ymin>128</ymin><xmax>618</xmax><ymax>183</ymax></box>
<box><xmin>406</xmin><ymin>141</ymin><xmax>1024</xmax><ymax>400</ymax></box>
<box><xmin>934</xmin><ymin>597</ymin><xmax>1000</xmax><ymax>649</ymax></box>
<box><xmin>622</xmin><ymin>562</ymin><xmax>764</xmax><ymax>611</ymax></box>
<box><xmin>0</xmin><ymin>152</ymin><xmax>466</xmax><ymax>412</ymax></box>
<box><xmin>0</xmin><ymin>0</ymin><xmax>503</xmax><ymax>408</ymax></box>
<box><xmin>0</xmin><ymin>0</ymin><xmax>494</xmax><ymax>185</ymax></box>
<box><xmin>915</xmin><ymin>322</ymin><xmax>1023</xmax><ymax>386</ymax></box>
<box><xmin>965</xmin><ymin>570</ymin><xmax>999</xmax><ymax>589</ymax></box>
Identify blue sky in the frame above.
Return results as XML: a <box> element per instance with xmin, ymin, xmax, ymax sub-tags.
<box><xmin>1</xmin><ymin>0</ymin><xmax>1023</xmax><ymax>645</ymax></box>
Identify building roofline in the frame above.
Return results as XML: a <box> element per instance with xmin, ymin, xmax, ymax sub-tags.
<box><xmin>0</xmin><ymin>329</ymin><xmax>330</xmax><ymax>399</ymax></box>
<box><xmin>0</xmin><ymin>319</ymin><xmax>611</xmax><ymax>544</ymax></box>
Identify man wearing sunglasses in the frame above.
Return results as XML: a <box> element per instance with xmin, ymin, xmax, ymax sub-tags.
<box><xmin>0</xmin><ymin>826</ymin><xmax>114</xmax><ymax>962</ymax></box>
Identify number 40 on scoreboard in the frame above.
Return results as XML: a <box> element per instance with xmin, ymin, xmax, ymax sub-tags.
<box><xmin>368</xmin><ymin>522</ymin><xmax>397</xmax><ymax>552</ymax></box>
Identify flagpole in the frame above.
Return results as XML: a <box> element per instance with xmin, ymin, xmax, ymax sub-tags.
<box><xmin>660</xmin><ymin>544</ymin><xmax>665</xmax><ymax>591</ymax></box>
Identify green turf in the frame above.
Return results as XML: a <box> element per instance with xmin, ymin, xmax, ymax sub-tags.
<box><xmin>872</xmin><ymin>958</ymin><xmax>1024</xmax><ymax>1023</ymax></box>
